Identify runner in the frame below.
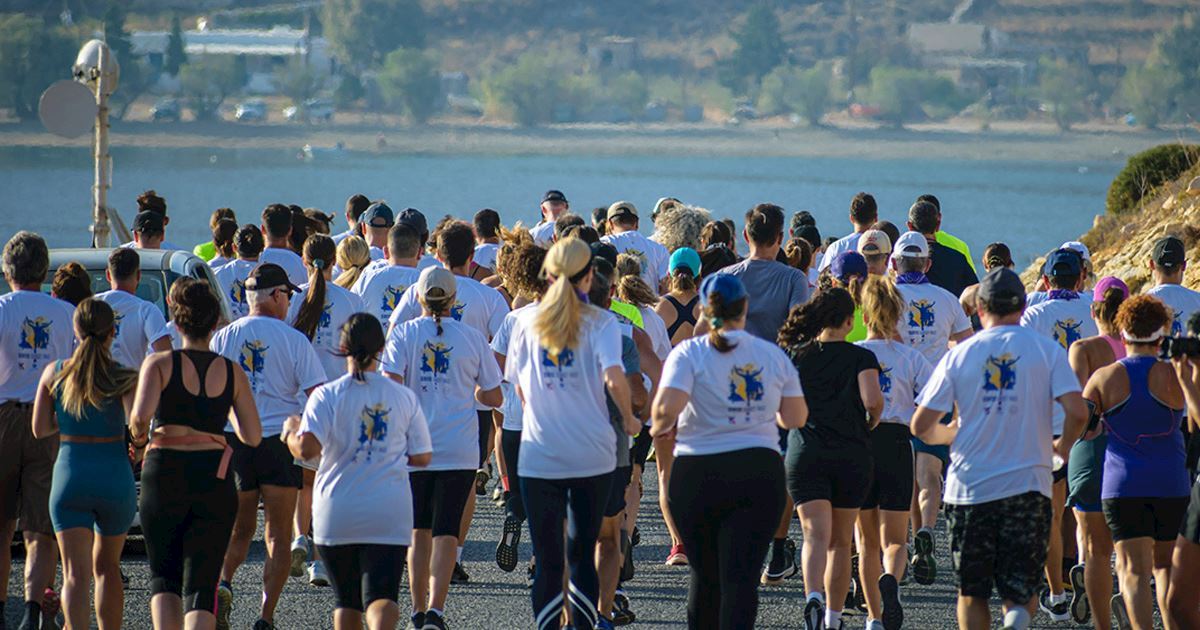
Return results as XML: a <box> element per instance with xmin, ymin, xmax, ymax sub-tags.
<box><xmin>213</xmin><ymin>225</ymin><xmax>265</xmax><ymax>320</ymax></box>
<box><xmin>211</xmin><ymin>263</ymin><xmax>326</xmax><ymax>630</ymax></box>
<box><xmin>530</xmin><ymin>190</ymin><xmax>569</xmax><ymax>248</ymax></box>
<box><xmin>51</xmin><ymin>262</ymin><xmax>92</xmax><ymax>307</ymax></box>
<box><xmin>818</xmin><ymin>193</ymin><xmax>878</xmax><ymax>273</ymax></box>
<box><xmin>282</xmin><ymin>313</ymin><xmax>432</xmax><ymax>630</ymax></box>
<box><xmin>904</xmin><ymin>201</ymin><xmax>977</xmax><ymax>298</ymax></box>
<box><xmin>890</xmin><ymin>230</ymin><xmax>972</xmax><ymax>583</ymax></box>
<box><xmin>209</xmin><ymin>218</ymin><xmax>239</xmax><ymax>268</ymax></box>
<box><xmin>855</xmin><ymin>276</ymin><xmax>934</xmax><ymax>630</ymax></box>
<box><xmin>856</xmin><ymin>229</ymin><xmax>892</xmax><ymax>277</ymax></box>
<box><xmin>959</xmin><ymin>242</ymin><xmax>1014</xmax><ymax>319</ymax></box>
<box><xmin>554</xmin><ymin>214</ymin><xmax>586</xmax><ymax>243</ymax></box>
<box><xmin>777</xmin><ymin>286</ymin><xmax>884</xmax><ymax>630</ymax></box>
<box><xmin>122</xmin><ymin>190</ymin><xmax>184</xmax><ymax>251</ymax></box>
<box><xmin>472</xmin><ymin>209</ymin><xmax>502</xmax><ymax>280</ymax></box>
<box><xmin>614</xmin><ymin>254</ymin><xmax>671</xmax><ymax>361</ymax></box>
<box><xmin>651</xmin><ymin>272</ymin><xmax>807</xmax><ymax>628</ymax></box>
<box><xmin>361</xmin><ymin>203</ymin><xmax>394</xmax><ymax>262</ymax></box>
<box><xmin>31</xmin><ymin>298</ymin><xmax>137</xmax><ymax>630</ymax></box>
<box><xmin>1144</xmin><ymin>236</ymin><xmax>1200</xmax><ymax>339</ymax></box>
<box><xmin>1064</xmin><ymin>276</ymin><xmax>1129</xmax><ymax>629</ymax></box>
<box><xmin>396</xmin><ymin>208</ymin><xmax>442</xmax><ymax>272</ymax></box>
<box><xmin>287</xmin><ymin>234</ymin><xmax>366</xmax><ymax>587</ymax></box>
<box><xmin>93</xmin><ymin>248</ymin><xmax>173</xmax><ymax>368</ymax></box>
<box><xmin>259</xmin><ymin>204</ymin><xmax>310</xmax><ymax>286</ymax></box>
<box><xmin>194</xmin><ymin>207</ymin><xmax>237</xmax><ymax>262</ymax></box>
<box><xmin>602</xmin><ymin>201</ymin><xmax>670</xmax><ymax>295</ymax></box>
<box><xmin>352</xmin><ymin>224</ymin><xmax>423</xmax><ymax>323</ymax></box>
<box><xmin>505</xmin><ymin>237</ymin><xmax>638</xmax><ymax>630</ymax></box>
<box><xmin>826</xmin><ymin>251</ymin><xmax>868</xmax><ymax>343</ymax></box>
<box><xmin>0</xmin><ymin>232</ymin><xmax>77</xmax><ymax>630</ymax></box>
<box><xmin>130</xmin><ymin>278</ymin><xmax>262</xmax><ymax>630</ymax></box>
<box><xmin>333</xmin><ymin>235</ymin><xmax>371</xmax><ymax>290</ymax></box>
<box><xmin>783</xmin><ymin>238</ymin><xmax>815</xmax><ymax>288</ymax></box>
<box><xmin>381</xmin><ymin>267</ymin><xmax>501</xmax><ymax>630</ymax></box>
<box><xmin>1085</xmin><ymin>295</ymin><xmax>1189</xmax><ymax>630</ymax></box>
<box><xmin>1029</xmin><ymin>242</ymin><xmax>1095</xmax><ymax>308</ymax></box>
<box><xmin>911</xmin><ymin>267</ymin><xmax>1087</xmax><ymax>630</ymax></box>
<box><xmin>130</xmin><ymin>211</ymin><xmax>167</xmax><ymax>250</ymax></box>
<box><xmin>655</xmin><ymin>247</ymin><xmax>701</xmax><ymax>346</ymax></box>
<box><xmin>332</xmin><ymin>194</ymin><xmax>371</xmax><ymax>244</ymax></box>
<box><xmin>916</xmin><ymin>194</ymin><xmax>976</xmax><ymax>274</ymax></box>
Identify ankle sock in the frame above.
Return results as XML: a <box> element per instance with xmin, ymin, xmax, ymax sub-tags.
<box><xmin>1050</xmin><ymin>591</ymin><xmax>1067</xmax><ymax>605</ymax></box>
<box><xmin>1003</xmin><ymin>607</ymin><xmax>1031</xmax><ymax>629</ymax></box>
<box><xmin>825</xmin><ymin>608</ymin><xmax>842</xmax><ymax>627</ymax></box>
<box><xmin>806</xmin><ymin>591</ymin><xmax>825</xmax><ymax>605</ymax></box>
<box><xmin>456</xmin><ymin>546</ymin><xmax>464</xmax><ymax>562</ymax></box>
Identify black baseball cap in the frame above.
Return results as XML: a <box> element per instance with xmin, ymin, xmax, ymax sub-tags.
<box><xmin>133</xmin><ymin>211</ymin><xmax>164</xmax><ymax>234</ymax></box>
<box><xmin>363</xmin><ymin>202</ymin><xmax>395</xmax><ymax>228</ymax></box>
<box><xmin>542</xmin><ymin>190</ymin><xmax>568</xmax><ymax>204</ymax></box>
<box><xmin>1153</xmin><ymin>236</ymin><xmax>1186</xmax><ymax>269</ymax></box>
<box><xmin>397</xmin><ymin>207</ymin><xmax>428</xmax><ymax>236</ymax></box>
<box><xmin>590</xmin><ymin>242</ymin><xmax>618</xmax><ymax>267</ymax></box>
<box><xmin>795</xmin><ymin>225</ymin><xmax>822</xmax><ymax>250</ymax></box>
<box><xmin>977</xmin><ymin>267</ymin><xmax>1025</xmax><ymax>310</ymax></box>
<box><xmin>245</xmin><ymin>263</ymin><xmax>300</xmax><ymax>294</ymax></box>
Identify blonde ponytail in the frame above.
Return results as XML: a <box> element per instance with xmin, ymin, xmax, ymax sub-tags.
<box><xmin>535</xmin><ymin>238</ymin><xmax>592</xmax><ymax>355</ymax></box>
<box><xmin>53</xmin><ymin>298</ymin><xmax>137</xmax><ymax>417</ymax></box>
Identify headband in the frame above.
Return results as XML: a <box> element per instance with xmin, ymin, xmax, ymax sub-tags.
<box><xmin>1121</xmin><ymin>330</ymin><xmax>1164</xmax><ymax>344</ymax></box>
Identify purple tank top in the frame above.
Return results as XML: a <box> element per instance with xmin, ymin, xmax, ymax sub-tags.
<box><xmin>1101</xmin><ymin>355</ymin><xmax>1189</xmax><ymax>499</ymax></box>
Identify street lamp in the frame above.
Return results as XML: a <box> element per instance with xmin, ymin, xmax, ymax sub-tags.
<box><xmin>73</xmin><ymin>39</ymin><xmax>121</xmax><ymax>248</ymax></box>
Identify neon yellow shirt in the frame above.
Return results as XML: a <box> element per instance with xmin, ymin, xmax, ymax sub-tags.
<box><xmin>609</xmin><ymin>299</ymin><xmax>644</xmax><ymax>329</ymax></box>
<box><xmin>935</xmin><ymin>231</ymin><xmax>975</xmax><ymax>273</ymax></box>
<box><xmin>193</xmin><ymin>241</ymin><xmax>216</xmax><ymax>262</ymax></box>
<box><xmin>845</xmin><ymin>307</ymin><xmax>867</xmax><ymax>342</ymax></box>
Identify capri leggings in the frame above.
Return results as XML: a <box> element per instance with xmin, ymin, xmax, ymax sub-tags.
<box><xmin>139</xmin><ymin>448</ymin><xmax>237</xmax><ymax>614</ymax></box>
<box><xmin>316</xmin><ymin>543</ymin><xmax>406</xmax><ymax>611</ymax></box>
<box><xmin>501</xmin><ymin>428</ymin><xmax>525</xmax><ymax>521</ymax></box>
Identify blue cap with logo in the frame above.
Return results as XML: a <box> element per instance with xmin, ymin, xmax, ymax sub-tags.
<box><xmin>669</xmin><ymin>247</ymin><xmax>701</xmax><ymax>277</ymax></box>
<box><xmin>1045</xmin><ymin>248</ymin><xmax>1082</xmax><ymax>277</ymax></box>
<box><xmin>699</xmin><ymin>272</ymin><xmax>746</xmax><ymax>304</ymax></box>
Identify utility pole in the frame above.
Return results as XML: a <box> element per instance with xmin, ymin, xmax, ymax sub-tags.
<box><xmin>73</xmin><ymin>40</ymin><xmax>120</xmax><ymax>247</ymax></box>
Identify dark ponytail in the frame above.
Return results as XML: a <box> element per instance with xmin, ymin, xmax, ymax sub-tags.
<box><xmin>1092</xmin><ymin>286</ymin><xmax>1127</xmax><ymax>332</ymax></box>
<box><xmin>293</xmin><ymin>234</ymin><xmax>336</xmax><ymax>341</ymax></box>
<box><xmin>704</xmin><ymin>292</ymin><xmax>747</xmax><ymax>353</ymax></box>
<box><xmin>777</xmin><ymin>287</ymin><xmax>856</xmax><ymax>354</ymax></box>
<box><xmin>338</xmin><ymin>313</ymin><xmax>386</xmax><ymax>381</ymax></box>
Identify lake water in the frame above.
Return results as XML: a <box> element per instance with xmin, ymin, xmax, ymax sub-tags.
<box><xmin>0</xmin><ymin>146</ymin><xmax>1120</xmax><ymax>265</ymax></box>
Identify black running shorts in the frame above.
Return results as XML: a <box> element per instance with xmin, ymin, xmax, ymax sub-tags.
<box><xmin>946</xmin><ymin>491</ymin><xmax>1051</xmax><ymax>605</ymax></box>
<box><xmin>862</xmin><ymin>423</ymin><xmax>914</xmax><ymax>512</ymax></box>
<box><xmin>785</xmin><ymin>442</ymin><xmax>872</xmax><ymax>509</ymax></box>
<box><xmin>316</xmin><ymin>543</ymin><xmax>406</xmax><ymax>611</ymax></box>
<box><xmin>1103</xmin><ymin>496</ymin><xmax>1189</xmax><ymax>542</ymax></box>
<box><xmin>227</xmin><ymin>432</ymin><xmax>302</xmax><ymax>491</ymax></box>
<box><xmin>1179</xmin><ymin>476</ymin><xmax>1200</xmax><ymax>544</ymax></box>
<box><xmin>410</xmin><ymin>470</ymin><xmax>475</xmax><ymax>537</ymax></box>
<box><xmin>605</xmin><ymin>466</ymin><xmax>632</xmax><ymax>518</ymax></box>
<box><xmin>630</xmin><ymin>426</ymin><xmax>653</xmax><ymax>468</ymax></box>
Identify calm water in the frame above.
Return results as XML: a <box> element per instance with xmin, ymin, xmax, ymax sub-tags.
<box><xmin>0</xmin><ymin>146</ymin><xmax>1119</xmax><ymax>264</ymax></box>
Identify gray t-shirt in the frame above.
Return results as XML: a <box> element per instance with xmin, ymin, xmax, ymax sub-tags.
<box><xmin>606</xmin><ymin>333</ymin><xmax>639</xmax><ymax>468</ymax></box>
<box><xmin>723</xmin><ymin>257</ymin><xmax>810</xmax><ymax>342</ymax></box>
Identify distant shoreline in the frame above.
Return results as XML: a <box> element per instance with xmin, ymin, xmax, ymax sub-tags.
<box><xmin>1</xmin><ymin>118</ymin><xmax>1195</xmax><ymax>163</ymax></box>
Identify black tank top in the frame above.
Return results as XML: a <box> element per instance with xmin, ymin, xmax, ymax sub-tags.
<box><xmin>663</xmin><ymin>295</ymin><xmax>699</xmax><ymax>339</ymax></box>
<box><xmin>156</xmin><ymin>350</ymin><xmax>236</xmax><ymax>436</ymax></box>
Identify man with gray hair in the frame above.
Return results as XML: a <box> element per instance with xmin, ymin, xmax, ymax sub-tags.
<box><xmin>0</xmin><ymin>231</ymin><xmax>76</xmax><ymax>630</ymax></box>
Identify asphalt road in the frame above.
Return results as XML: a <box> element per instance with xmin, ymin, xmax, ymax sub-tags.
<box><xmin>5</xmin><ymin>464</ymin><xmax>1161</xmax><ymax>629</ymax></box>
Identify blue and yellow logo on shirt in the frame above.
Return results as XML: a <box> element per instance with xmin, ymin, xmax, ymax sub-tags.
<box><xmin>728</xmin><ymin>364</ymin><xmax>764</xmax><ymax>404</ymax></box>
<box><xmin>1052</xmin><ymin>319</ymin><xmax>1083</xmax><ymax>349</ymax></box>
<box><xmin>878</xmin><ymin>363</ymin><xmax>893</xmax><ymax>394</ymax></box>
<box><xmin>19</xmin><ymin>317</ymin><xmax>51</xmax><ymax>351</ymax></box>
<box><xmin>421</xmin><ymin>341</ymin><xmax>453</xmax><ymax>375</ymax></box>
<box><xmin>229</xmin><ymin>279</ymin><xmax>247</xmax><ymax>306</ymax></box>
<box><xmin>381</xmin><ymin>285</ymin><xmax>405</xmax><ymax>314</ymax></box>
<box><xmin>355</xmin><ymin>404</ymin><xmax>390</xmax><ymax>460</ymax></box>
<box><xmin>1171</xmin><ymin>309</ymin><xmax>1184</xmax><ymax>336</ymax></box>
<box><xmin>449</xmin><ymin>301</ymin><xmax>466</xmax><ymax>321</ymax></box>
<box><xmin>908</xmin><ymin>300</ymin><xmax>936</xmax><ymax>330</ymax></box>
<box><xmin>239</xmin><ymin>340</ymin><xmax>269</xmax><ymax>378</ymax></box>
<box><xmin>983</xmin><ymin>353</ymin><xmax>1019</xmax><ymax>392</ymax></box>
<box><xmin>541</xmin><ymin>347</ymin><xmax>575</xmax><ymax>369</ymax></box>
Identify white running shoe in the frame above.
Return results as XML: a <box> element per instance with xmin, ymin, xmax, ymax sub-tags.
<box><xmin>307</xmin><ymin>560</ymin><xmax>330</xmax><ymax>587</ymax></box>
<box><xmin>290</xmin><ymin>535</ymin><xmax>310</xmax><ymax>578</ymax></box>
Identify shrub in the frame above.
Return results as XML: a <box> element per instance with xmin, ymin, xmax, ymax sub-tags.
<box><xmin>868</xmin><ymin>66</ymin><xmax>963</xmax><ymax>127</ymax></box>
<box><xmin>1106</xmin><ymin>144</ymin><xmax>1200</xmax><ymax>214</ymax></box>
<box><xmin>758</xmin><ymin>64</ymin><xmax>832</xmax><ymax>125</ymax></box>
<box><xmin>483</xmin><ymin>53</ymin><xmax>563</xmax><ymax>125</ymax></box>
<box><xmin>378</xmin><ymin>48</ymin><xmax>440</xmax><ymax>123</ymax></box>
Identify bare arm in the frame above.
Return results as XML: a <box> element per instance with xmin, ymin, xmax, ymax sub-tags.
<box><xmin>912</xmin><ymin>406</ymin><xmax>958</xmax><ymax>445</ymax></box>
<box><xmin>650</xmin><ymin>386</ymin><xmax>689</xmax><ymax>438</ymax></box>
<box><xmin>129</xmin><ymin>355</ymin><xmax>164</xmax><ymax>442</ymax></box>
<box><xmin>1068</xmin><ymin>341</ymin><xmax>1092</xmax><ymax>388</ymax></box>
<box><xmin>283</xmin><ymin>415</ymin><xmax>320</xmax><ymax>460</ymax></box>
<box><xmin>1172</xmin><ymin>357</ymin><xmax>1200</xmax><ymax>431</ymax></box>
<box><xmin>858</xmin><ymin>369</ymin><xmax>884</xmax><ymax>430</ymax></box>
<box><xmin>409</xmin><ymin>452</ymin><xmax>432</xmax><ymax>467</ymax></box>
<box><xmin>628</xmin><ymin>372</ymin><xmax>648</xmax><ymax>420</ymax></box>
<box><xmin>229</xmin><ymin>365</ymin><xmax>262</xmax><ymax>447</ymax></box>
<box><xmin>950</xmin><ymin>329</ymin><xmax>973</xmax><ymax>344</ymax></box>
<box><xmin>31</xmin><ymin>364</ymin><xmax>58</xmax><ymax>439</ymax></box>
<box><xmin>1055</xmin><ymin>391</ymin><xmax>1088</xmax><ymax>460</ymax></box>
<box><xmin>604</xmin><ymin>364</ymin><xmax>639</xmax><ymax>436</ymax></box>
<box><xmin>151</xmin><ymin>336</ymin><xmax>173</xmax><ymax>353</ymax></box>
<box><xmin>632</xmin><ymin>327</ymin><xmax>662</xmax><ymax>388</ymax></box>
<box><xmin>476</xmin><ymin>385</ymin><xmax>503</xmax><ymax>408</ymax></box>
<box><xmin>777</xmin><ymin>396</ymin><xmax>808</xmax><ymax>430</ymax></box>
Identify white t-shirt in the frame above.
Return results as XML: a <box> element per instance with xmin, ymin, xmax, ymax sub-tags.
<box><xmin>259</xmin><ymin>247</ymin><xmax>309</xmax><ymax>287</ymax></box>
<box><xmin>638</xmin><ymin>305</ymin><xmax>672</xmax><ymax>360</ymax></box>
<box><xmin>1020</xmin><ymin>296</ymin><xmax>1099</xmax><ymax>352</ymax></box>
<box><xmin>416</xmin><ymin>255</ymin><xmax>441</xmax><ymax>272</ymax></box>
<box><xmin>491</xmin><ymin>303</ymin><xmax>537</xmax><ymax>431</ymax></box>
<box><xmin>121</xmin><ymin>240</ymin><xmax>184</xmax><ymax>251</ymax></box>
<box><xmin>895</xmin><ymin>282</ymin><xmax>973</xmax><ymax>365</ymax></box>
<box><xmin>817</xmin><ymin>231</ymin><xmax>862</xmax><ymax>272</ymax></box>
<box><xmin>1146</xmin><ymin>283</ymin><xmax>1200</xmax><ymax>337</ymax></box>
<box><xmin>212</xmin><ymin>259</ymin><xmax>257</xmax><ymax>320</ymax></box>
<box><xmin>300</xmin><ymin>372</ymin><xmax>432</xmax><ymax>546</ymax></box>
<box><xmin>388</xmin><ymin>275</ymin><xmax>509</xmax><ymax>340</ymax></box>
<box><xmin>210</xmin><ymin>314</ymin><xmax>325</xmax><ymax>435</ymax></box>
<box><xmin>660</xmin><ymin>330</ymin><xmax>802</xmax><ymax>456</ymax></box>
<box><xmin>0</xmin><ymin>291</ymin><xmax>76</xmax><ymax>402</ymax></box>
<box><xmin>505</xmin><ymin>305</ymin><xmax>623</xmax><ymax>479</ymax></box>
<box><xmin>351</xmin><ymin>264</ymin><xmax>421</xmax><ymax>324</ymax></box>
<box><xmin>208</xmin><ymin>255</ymin><xmax>231</xmax><ymax>269</ymax></box>
<box><xmin>331</xmin><ymin>228</ymin><xmax>356</xmax><ymax>245</ymax></box>
<box><xmin>164</xmin><ymin>321</ymin><xmax>182</xmax><ymax>349</ymax></box>
<box><xmin>381</xmin><ymin>317</ymin><xmax>502</xmax><ymax>471</ymax></box>
<box><xmin>93</xmin><ymin>289</ymin><xmax>169</xmax><ymax>369</ymax></box>
<box><xmin>1026</xmin><ymin>290</ymin><xmax>1095</xmax><ymax>308</ymax></box>
<box><xmin>473</xmin><ymin>243</ymin><xmax>499</xmax><ymax>271</ymax></box>
<box><xmin>530</xmin><ymin>221</ymin><xmax>556</xmax><ymax>248</ymax></box>
<box><xmin>917</xmin><ymin>324</ymin><xmax>1079</xmax><ymax>505</ymax></box>
<box><xmin>286</xmin><ymin>282</ymin><xmax>365</xmax><ymax>380</ymax></box>
<box><xmin>856</xmin><ymin>339</ymin><xmax>934</xmax><ymax>425</ymax></box>
<box><xmin>368</xmin><ymin>246</ymin><xmax>385</xmax><ymax>262</ymax></box>
<box><xmin>602</xmin><ymin>230</ymin><xmax>670</xmax><ymax>294</ymax></box>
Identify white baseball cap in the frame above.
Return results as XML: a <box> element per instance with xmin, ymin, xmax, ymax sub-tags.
<box><xmin>893</xmin><ymin>231</ymin><xmax>930</xmax><ymax>258</ymax></box>
<box><xmin>857</xmin><ymin>229</ymin><xmax>892</xmax><ymax>256</ymax></box>
<box><xmin>1059</xmin><ymin>240</ymin><xmax>1091</xmax><ymax>262</ymax></box>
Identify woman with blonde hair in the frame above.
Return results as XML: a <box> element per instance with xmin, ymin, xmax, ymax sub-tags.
<box><xmin>333</xmin><ymin>235</ymin><xmax>371</xmax><ymax>290</ymax></box>
<box><xmin>505</xmin><ymin>237</ymin><xmax>639</xmax><ymax>630</ymax></box>
<box><xmin>32</xmin><ymin>298</ymin><xmax>138</xmax><ymax>630</ymax></box>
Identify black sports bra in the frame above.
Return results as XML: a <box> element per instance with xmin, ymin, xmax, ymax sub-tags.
<box><xmin>156</xmin><ymin>350</ymin><xmax>235</xmax><ymax>436</ymax></box>
<box><xmin>664</xmin><ymin>295</ymin><xmax>699</xmax><ymax>339</ymax></box>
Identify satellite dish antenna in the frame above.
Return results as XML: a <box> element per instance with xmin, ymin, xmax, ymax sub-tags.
<box><xmin>38</xmin><ymin>79</ymin><xmax>96</xmax><ymax>138</ymax></box>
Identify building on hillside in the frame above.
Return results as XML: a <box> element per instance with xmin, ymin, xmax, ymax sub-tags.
<box><xmin>587</xmin><ymin>36</ymin><xmax>639</xmax><ymax>71</ymax></box>
<box><xmin>907</xmin><ymin>22</ymin><xmax>1030</xmax><ymax>95</ymax></box>
<box><xmin>130</xmin><ymin>25</ymin><xmax>333</xmax><ymax>94</ymax></box>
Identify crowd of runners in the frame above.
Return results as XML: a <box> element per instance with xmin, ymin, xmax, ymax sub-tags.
<box><xmin>3</xmin><ymin>187</ymin><xmax>1200</xmax><ymax>630</ymax></box>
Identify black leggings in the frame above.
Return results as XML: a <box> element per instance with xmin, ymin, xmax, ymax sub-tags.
<box><xmin>668</xmin><ymin>448</ymin><xmax>786</xmax><ymax>630</ymax></box>
<box><xmin>521</xmin><ymin>472</ymin><xmax>613</xmax><ymax>630</ymax></box>
<box><xmin>501</xmin><ymin>429</ymin><xmax>524</xmax><ymax>521</ymax></box>
<box><xmin>316</xmin><ymin>543</ymin><xmax>406</xmax><ymax>611</ymax></box>
<box><xmin>139</xmin><ymin>448</ymin><xmax>237</xmax><ymax>614</ymax></box>
<box><xmin>478</xmin><ymin>410</ymin><xmax>494</xmax><ymax>468</ymax></box>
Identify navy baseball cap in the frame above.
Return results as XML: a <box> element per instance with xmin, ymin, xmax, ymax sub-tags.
<box><xmin>397</xmin><ymin>207</ymin><xmax>428</xmax><ymax>235</ymax></box>
<box><xmin>363</xmin><ymin>202</ymin><xmax>394</xmax><ymax>228</ymax></box>
<box><xmin>831</xmin><ymin>251</ymin><xmax>868</xmax><ymax>282</ymax></box>
<box><xmin>978</xmin><ymin>267</ymin><xmax>1025</xmax><ymax>310</ymax></box>
<box><xmin>246</xmin><ymin>263</ymin><xmax>300</xmax><ymax>294</ymax></box>
<box><xmin>699</xmin><ymin>272</ymin><xmax>747</xmax><ymax>304</ymax></box>
<box><xmin>590</xmin><ymin>242</ymin><xmax>618</xmax><ymax>267</ymax></box>
<box><xmin>542</xmin><ymin>190</ymin><xmax>568</xmax><ymax>204</ymax></box>
<box><xmin>1046</xmin><ymin>248</ymin><xmax>1082</xmax><ymax>277</ymax></box>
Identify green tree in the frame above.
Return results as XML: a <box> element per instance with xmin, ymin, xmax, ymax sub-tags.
<box><xmin>378</xmin><ymin>48</ymin><xmax>440</xmax><ymax>123</ymax></box>
<box><xmin>717</xmin><ymin>3</ymin><xmax>786</xmax><ymax>95</ymax></box>
<box><xmin>323</xmin><ymin>0</ymin><xmax>425</xmax><ymax>71</ymax></box>
<box><xmin>1119</xmin><ymin>63</ymin><xmax>1181</xmax><ymax>129</ymax></box>
<box><xmin>606</xmin><ymin>71</ymin><xmax>649</xmax><ymax>115</ymax></box>
<box><xmin>0</xmin><ymin>15</ymin><xmax>76</xmax><ymax>120</ymax></box>
<box><xmin>164</xmin><ymin>15</ymin><xmax>187</xmax><ymax>77</ymax></box>
<box><xmin>758</xmin><ymin>64</ymin><xmax>832</xmax><ymax>125</ymax></box>
<box><xmin>483</xmin><ymin>53</ymin><xmax>562</xmax><ymax>126</ymax></box>
<box><xmin>1037</xmin><ymin>56</ymin><xmax>1090</xmax><ymax>131</ymax></box>
<box><xmin>102</xmin><ymin>4</ymin><xmax>152</xmax><ymax>120</ymax></box>
<box><xmin>275</xmin><ymin>57</ymin><xmax>324</xmax><ymax>106</ymax></box>
<box><xmin>868</xmin><ymin>66</ymin><xmax>962</xmax><ymax>127</ymax></box>
<box><xmin>1147</xmin><ymin>12</ymin><xmax>1200</xmax><ymax>119</ymax></box>
<box><xmin>179</xmin><ymin>56</ymin><xmax>246</xmax><ymax>121</ymax></box>
<box><xmin>333</xmin><ymin>71</ymin><xmax>365</xmax><ymax>109</ymax></box>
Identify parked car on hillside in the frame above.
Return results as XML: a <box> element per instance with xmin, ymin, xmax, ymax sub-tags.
<box><xmin>150</xmin><ymin>98</ymin><xmax>181</xmax><ymax>122</ymax></box>
<box><xmin>284</xmin><ymin>98</ymin><xmax>335</xmax><ymax>123</ymax></box>
<box><xmin>235</xmin><ymin>99</ymin><xmax>267</xmax><ymax>122</ymax></box>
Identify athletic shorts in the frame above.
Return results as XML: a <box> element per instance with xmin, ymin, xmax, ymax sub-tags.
<box><xmin>410</xmin><ymin>470</ymin><xmax>474</xmax><ymax>537</ymax></box>
<box><xmin>477</xmin><ymin>410</ymin><xmax>494</xmax><ymax>469</ymax></box>
<box><xmin>316</xmin><ymin>543</ymin><xmax>406</xmax><ymax>611</ymax></box>
<box><xmin>862</xmin><ymin>423</ymin><xmax>914</xmax><ymax>512</ymax></box>
<box><xmin>912</xmin><ymin>413</ymin><xmax>952</xmax><ymax>464</ymax></box>
<box><xmin>605</xmin><ymin>466</ymin><xmax>633</xmax><ymax>518</ymax></box>
<box><xmin>0</xmin><ymin>402</ymin><xmax>57</xmax><ymax>534</ymax></box>
<box><xmin>785</xmin><ymin>441</ymin><xmax>872</xmax><ymax>509</ymax></box>
<box><xmin>946</xmin><ymin>491</ymin><xmax>1051</xmax><ymax>604</ymax></box>
<box><xmin>1179</xmin><ymin>475</ymin><xmax>1200</xmax><ymax>544</ymax></box>
<box><xmin>1067</xmin><ymin>434</ymin><xmax>1105</xmax><ymax>513</ymax></box>
<box><xmin>227</xmin><ymin>432</ymin><xmax>302</xmax><ymax>491</ymax></box>
<box><xmin>630</xmin><ymin>426</ymin><xmax>653</xmax><ymax>468</ymax></box>
<box><xmin>1103</xmin><ymin>496</ymin><xmax>1189</xmax><ymax>542</ymax></box>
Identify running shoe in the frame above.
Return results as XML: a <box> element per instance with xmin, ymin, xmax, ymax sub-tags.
<box><xmin>802</xmin><ymin>597</ymin><xmax>824</xmax><ymax>630</ymax></box>
<box><xmin>665</xmin><ymin>544</ymin><xmax>688</xmax><ymax>566</ymax></box>
<box><xmin>41</xmin><ymin>589</ymin><xmax>60</xmax><ymax>630</ymax></box>
<box><xmin>496</xmin><ymin>513</ymin><xmax>522</xmax><ymax>572</ymax></box>
<box><xmin>761</xmin><ymin>541</ymin><xmax>798</xmax><ymax>584</ymax></box>
<box><xmin>451</xmin><ymin>562</ymin><xmax>471</xmax><ymax>584</ymax></box>
<box><xmin>422</xmin><ymin>610</ymin><xmax>447</xmax><ymax>630</ymax></box>
<box><xmin>847</xmin><ymin>554</ymin><xmax>863</xmax><ymax>611</ymax></box>
<box><xmin>619</xmin><ymin>530</ymin><xmax>635</xmax><ymax>583</ymax></box>
<box><xmin>290</xmin><ymin>535</ymin><xmax>310</xmax><ymax>578</ymax></box>
<box><xmin>630</xmin><ymin>525</ymin><xmax>640</xmax><ymax>548</ymax></box>
<box><xmin>1068</xmin><ymin>563</ymin><xmax>1089</xmax><ymax>624</ymax></box>
<box><xmin>410</xmin><ymin>612</ymin><xmax>425</xmax><ymax>630</ymax></box>
<box><xmin>1111</xmin><ymin>593</ymin><xmax>1132</xmax><ymax>630</ymax></box>
<box><xmin>879</xmin><ymin>573</ymin><xmax>904</xmax><ymax>630</ymax></box>
<box><xmin>1038</xmin><ymin>588</ymin><xmax>1070</xmax><ymax>622</ymax></box>
<box><xmin>491</xmin><ymin>485</ymin><xmax>505</xmax><ymax>505</ymax></box>
<box><xmin>216</xmin><ymin>583</ymin><xmax>233</xmax><ymax>630</ymax></box>
<box><xmin>866</xmin><ymin>621</ymin><xmax>884</xmax><ymax>630</ymax></box>
<box><xmin>526</xmin><ymin>563</ymin><xmax>536</xmax><ymax>588</ymax></box>
<box><xmin>475</xmin><ymin>468</ymin><xmax>490</xmax><ymax>496</ymax></box>
<box><xmin>612</xmin><ymin>591</ymin><xmax>635</xmax><ymax>626</ymax></box>
<box><xmin>596</xmin><ymin>616</ymin><xmax>615</xmax><ymax>630</ymax></box>
<box><xmin>252</xmin><ymin>619</ymin><xmax>277</xmax><ymax>630</ymax></box>
<box><xmin>911</xmin><ymin>529</ymin><xmax>937</xmax><ymax>585</ymax></box>
<box><xmin>307</xmin><ymin>560</ymin><xmax>330</xmax><ymax>587</ymax></box>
